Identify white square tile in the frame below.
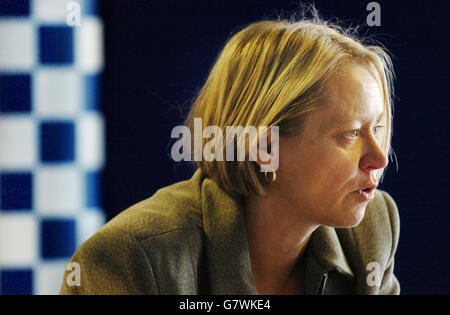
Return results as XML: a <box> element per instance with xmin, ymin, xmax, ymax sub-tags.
<box><xmin>36</xmin><ymin>167</ymin><xmax>81</xmax><ymax>214</ymax></box>
<box><xmin>34</xmin><ymin>70</ymin><xmax>81</xmax><ymax>117</ymax></box>
<box><xmin>0</xmin><ymin>214</ymin><xmax>37</xmax><ymax>265</ymax></box>
<box><xmin>76</xmin><ymin>210</ymin><xmax>104</xmax><ymax>246</ymax></box>
<box><xmin>0</xmin><ymin>21</ymin><xmax>35</xmax><ymax>69</ymax></box>
<box><xmin>35</xmin><ymin>261</ymin><xmax>68</xmax><ymax>295</ymax></box>
<box><xmin>77</xmin><ymin>113</ymin><xmax>104</xmax><ymax>169</ymax></box>
<box><xmin>0</xmin><ymin>117</ymin><xmax>36</xmax><ymax>168</ymax></box>
<box><xmin>33</xmin><ymin>0</ymin><xmax>74</xmax><ymax>21</ymax></box>
<box><xmin>75</xmin><ymin>18</ymin><xmax>104</xmax><ymax>73</ymax></box>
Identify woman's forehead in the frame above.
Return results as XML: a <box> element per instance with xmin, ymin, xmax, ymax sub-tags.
<box><xmin>327</xmin><ymin>64</ymin><xmax>382</xmax><ymax>100</ymax></box>
<box><xmin>323</xmin><ymin>67</ymin><xmax>384</xmax><ymax>117</ymax></box>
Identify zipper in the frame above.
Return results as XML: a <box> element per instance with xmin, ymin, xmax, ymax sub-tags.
<box><xmin>318</xmin><ymin>271</ymin><xmax>328</xmax><ymax>295</ymax></box>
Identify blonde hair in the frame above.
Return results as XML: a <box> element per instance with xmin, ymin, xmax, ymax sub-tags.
<box><xmin>185</xmin><ymin>10</ymin><xmax>395</xmax><ymax>196</ymax></box>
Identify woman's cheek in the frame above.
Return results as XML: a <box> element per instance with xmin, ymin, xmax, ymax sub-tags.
<box><xmin>320</xmin><ymin>151</ymin><xmax>357</xmax><ymax>187</ymax></box>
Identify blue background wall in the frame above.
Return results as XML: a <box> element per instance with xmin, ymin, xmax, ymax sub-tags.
<box><xmin>101</xmin><ymin>0</ymin><xmax>449</xmax><ymax>294</ymax></box>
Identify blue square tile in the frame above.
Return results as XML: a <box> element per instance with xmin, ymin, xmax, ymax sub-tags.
<box><xmin>86</xmin><ymin>171</ymin><xmax>103</xmax><ymax>208</ymax></box>
<box><xmin>0</xmin><ymin>74</ymin><xmax>32</xmax><ymax>113</ymax></box>
<box><xmin>1</xmin><ymin>269</ymin><xmax>33</xmax><ymax>295</ymax></box>
<box><xmin>84</xmin><ymin>74</ymin><xmax>102</xmax><ymax>111</ymax></box>
<box><xmin>0</xmin><ymin>0</ymin><xmax>30</xmax><ymax>16</ymax></box>
<box><xmin>40</xmin><ymin>218</ymin><xmax>76</xmax><ymax>259</ymax></box>
<box><xmin>39</xmin><ymin>26</ymin><xmax>74</xmax><ymax>65</ymax></box>
<box><xmin>0</xmin><ymin>173</ymin><xmax>32</xmax><ymax>211</ymax></box>
<box><xmin>40</xmin><ymin>121</ymin><xmax>75</xmax><ymax>163</ymax></box>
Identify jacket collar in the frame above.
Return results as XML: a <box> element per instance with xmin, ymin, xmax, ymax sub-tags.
<box><xmin>200</xmin><ymin>173</ymin><xmax>257</xmax><ymax>294</ymax></box>
<box><xmin>308</xmin><ymin>225</ymin><xmax>354</xmax><ymax>278</ymax></box>
<box><xmin>196</xmin><ymin>171</ymin><xmax>354</xmax><ymax>294</ymax></box>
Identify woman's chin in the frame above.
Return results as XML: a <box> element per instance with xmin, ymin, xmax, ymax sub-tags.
<box><xmin>330</xmin><ymin>203</ymin><xmax>368</xmax><ymax>228</ymax></box>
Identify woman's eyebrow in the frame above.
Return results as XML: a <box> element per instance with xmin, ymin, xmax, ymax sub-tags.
<box><xmin>322</xmin><ymin>113</ymin><xmax>383</xmax><ymax>135</ymax></box>
<box><xmin>373</xmin><ymin>111</ymin><xmax>385</xmax><ymax>123</ymax></box>
<box><xmin>336</xmin><ymin>110</ymin><xmax>385</xmax><ymax>125</ymax></box>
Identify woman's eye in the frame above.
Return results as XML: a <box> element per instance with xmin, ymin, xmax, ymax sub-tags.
<box><xmin>344</xmin><ymin>125</ymin><xmax>383</xmax><ymax>140</ymax></box>
<box><xmin>345</xmin><ymin>129</ymin><xmax>359</xmax><ymax>138</ymax></box>
<box><xmin>374</xmin><ymin>125</ymin><xmax>384</xmax><ymax>134</ymax></box>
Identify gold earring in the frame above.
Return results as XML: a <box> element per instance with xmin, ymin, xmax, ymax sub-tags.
<box><xmin>264</xmin><ymin>169</ymin><xmax>277</xmax><ymax>183</ymax></box>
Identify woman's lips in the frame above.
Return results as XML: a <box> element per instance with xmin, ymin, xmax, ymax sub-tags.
<box><xmin>355</xmin><ymin>187</ymin><xmax>376</xmax><ymax>201</ymax></box>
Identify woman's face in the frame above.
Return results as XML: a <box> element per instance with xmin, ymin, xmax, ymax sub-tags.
<box><xmin>275</xmin><ymin>63</ymin><xmax>388</xmax><ymax>228</ymax></box>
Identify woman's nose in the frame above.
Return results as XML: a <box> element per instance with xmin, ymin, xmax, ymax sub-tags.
<box><xmin>359</xmin><ymin>137</ymin><xmax>388</xmax><ymax>172</ymax></box>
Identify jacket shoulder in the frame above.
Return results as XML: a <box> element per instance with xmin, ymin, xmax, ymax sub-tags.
<box><xmin>60</xmin><ymin>223</ymin><xmax>159</xmax><ymax>294</ymax></box>
<box><xmin>357</xmin><ymin>189</ymin><xmax>399</xmax><ymax>249</ymax></box>
<box><xmin>336</xmin><ymin>189</ymin><xmax>400</xmax><ymax>270</ymax></box>
<box><xmin>334</xmin><ymin>189</ymin><xmax>401</xmax><ymax>294</ymax></box>
<box><xmin>60</xmin><ymin>177</ymin><xmax>206</xmax><ymax>294</ymax></box>
<box><xmin>352</xmin><ymin>189</ymin><xmax>399</xmax><ymax>258</ymax></box>
<box><xmin>104</xmin><ymin>176</ymin><xmax>204</xmax><ymax>240</ymax></box>
<box><xmin>337</xmin><ymin>189</ymin><xmax>400</xmax><ymax>272</ymax></box>
<box><xmin>377</xmin><ymin>190</ymin><xmax>400</xmax><ymax>247</ymax></box>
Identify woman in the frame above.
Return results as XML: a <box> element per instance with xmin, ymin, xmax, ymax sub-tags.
<box><xmin>60</xmin><ymin>13</ymin><xmax>400</xmax><ymax>295</ymax></box>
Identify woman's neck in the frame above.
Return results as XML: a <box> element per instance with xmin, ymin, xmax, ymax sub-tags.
<box><xmin>244</xmin><ymin>192</ymin><xmax>318</xmax><ymax>294</ymax></box>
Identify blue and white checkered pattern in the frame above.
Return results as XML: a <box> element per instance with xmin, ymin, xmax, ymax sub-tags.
<box><xmin>0</xmin><ymin>0</ymin><xmax>105</xmax><ymax>294</ymax></box>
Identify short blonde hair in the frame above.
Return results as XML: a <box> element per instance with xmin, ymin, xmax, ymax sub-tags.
<box><xmin>185</xmin><ymin>10</ymin><xmax>395</xmax><ymax>196</ymax></box>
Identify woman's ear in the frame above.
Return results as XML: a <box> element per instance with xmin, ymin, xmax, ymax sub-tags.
<box><xmin>249</xmin><ymin>126</ymin><xmax>279</xmax><ymax>173</ymax></box>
